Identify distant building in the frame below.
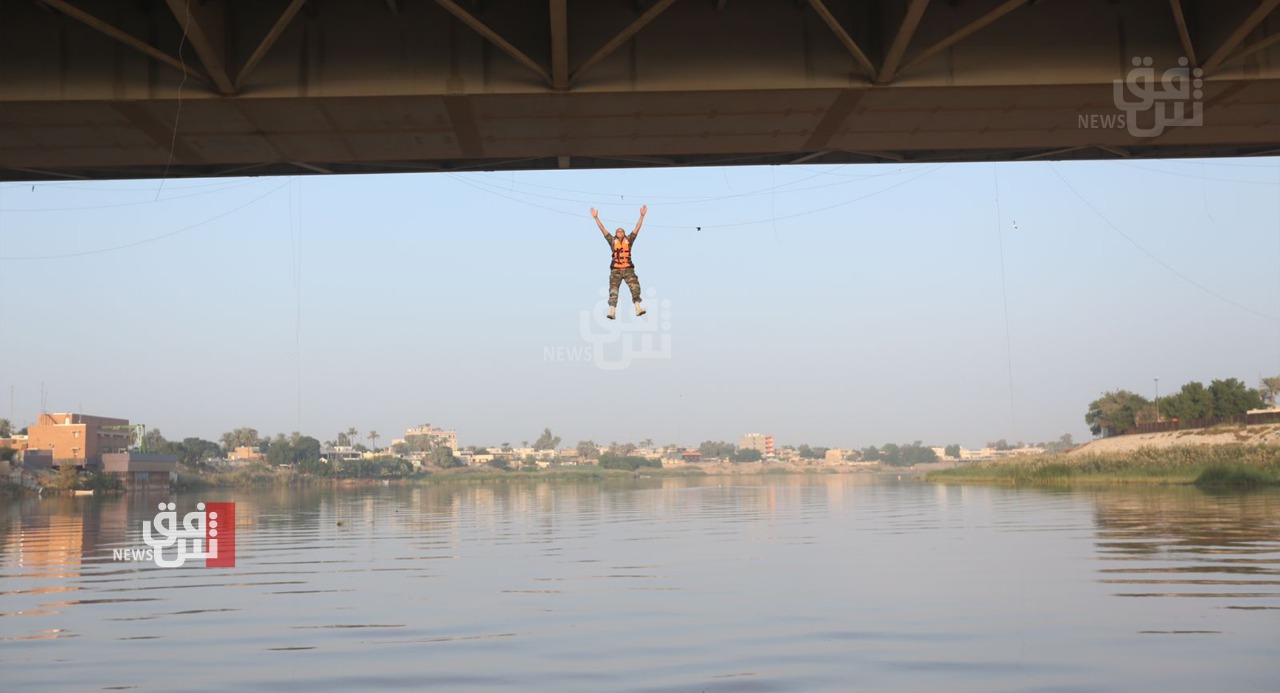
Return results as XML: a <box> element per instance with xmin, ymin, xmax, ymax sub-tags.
<box><xmin>28</xmin><ymin>413</ymin><xmax>132</xmax><ymax>468</ymax></box>
<box><xmin>953</xmin><ymin>446</ymin><xmax>1045</xmax><ymax>461</ymax></box>
<box><xmin>824</xmin><ymin>448</ymin><xmax>846</xmax><ymax>463</ymax></box>
<box><xmin>681</xmin><ymin>450</ymin><xmax>703</xmax><ymax>462</ymax></box>
<box><xmin>228</xmin><ymin>445</ymin><xmax>264</xmax><ymax>462</ymax></box>
<box><xmin>0</xmin><ymin>434</ymin><xmax>29</xmax><ymax>453</ymax></box>
<box><xmin>404</xmin><ymin>423</ymin><xmax>458</xmax><ymax>453</ymax></box>
<box><xmin>739</xmin><ymin>433</ymin><xmax>775</xmax><ymax>455</ymax></box>
<box><xmin>321</xmin><ymin>446</ymin><xmax>362</xmax><ymax>462</ymax></box>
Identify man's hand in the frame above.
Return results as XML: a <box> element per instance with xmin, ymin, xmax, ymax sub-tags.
<box><xmin>592</xmin><ymin>207</ymin><xmax>609</xmax><ymax>235</ymax></box>
<box><xmin>631</xmin><ymin>204</ymin><xmax>647</xmax><ymax>236</ymax></box>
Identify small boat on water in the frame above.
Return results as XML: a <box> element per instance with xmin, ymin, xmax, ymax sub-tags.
<box><xmin>72</xmin><ymin>489</ymin><xmax>94</xmax><ymax>497</ymax></box>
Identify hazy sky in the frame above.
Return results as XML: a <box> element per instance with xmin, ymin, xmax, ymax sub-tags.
<box><xmin>1</xmin><ymin>159</ymin><xmax>1277</xmax><ymax>450</ymax></box>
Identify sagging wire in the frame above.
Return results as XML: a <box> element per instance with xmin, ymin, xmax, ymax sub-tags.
<box><xmin>1049</xmin><ymin>163</ymin><xmax>1279</xmax><ymax>323</ymax></box>
<box><xmin>449</xmin><ymin>164</ymin><xmax>941</xmax><ymax>231</ymax></box>
<box><xmin>0</xmin><ymin>180</ymin><xmax>292</xmax><ymax>260</ymax></box>
<box><xmin>993</xmin><ymin>164</ymin><xmax>1016</xmax><ymax>431</ymax></box>
<box><xmin>2</xmin><ymin>178</ymin><xmax>266</xmax><ymax>212</ymax></box>
<box><xmin>155</xmin><ymin>0</ymin><xmax>193</xmax><ymax>201</ymax></box>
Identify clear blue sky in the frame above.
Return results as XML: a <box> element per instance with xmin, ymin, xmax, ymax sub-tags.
<box><xmin>1</xmin><ymin>158</ymin><xmax>1276</xmax><ymax>450</ymax></box>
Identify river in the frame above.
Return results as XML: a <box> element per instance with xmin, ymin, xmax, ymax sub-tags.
<box><xmin>2</xmin><ymin>475</ymin><xmax>1277</xmax><ymax>692</ymax></box>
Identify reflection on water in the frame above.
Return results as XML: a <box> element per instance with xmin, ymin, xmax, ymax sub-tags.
<box><xmin>1</xmin><ymin>477</ymin><xmax>1277</xmax><ymax>692</ymax></box>
<box><xmin>1093</xmin><ymin>490</ymin><xmax>1280</xmax><ymax>601</ymax></box>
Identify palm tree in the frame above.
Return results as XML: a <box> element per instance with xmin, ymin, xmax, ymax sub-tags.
<box><xmin>368</xmin><ymin>430</ymin><xmax>380</xmax><ymax>451</ymax></box>
<box><xmin>639</xmin><ymin>438</ymin><xmax>654</xmax><ymax>449</ymax></box>
<box><xmin>346</xmin><ymin>427</ymin><xmax>358</xmax><ymax>449</ymax></box>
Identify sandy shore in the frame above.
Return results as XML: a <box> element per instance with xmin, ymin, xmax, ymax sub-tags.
<box><xmin>1069</xmin><ymin>423</ymin><xmax>1280</xmax><ymax>456</ymax></box>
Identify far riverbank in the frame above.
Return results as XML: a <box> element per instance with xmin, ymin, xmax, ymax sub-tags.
<box><xmin>927</xmin><ymin>443</ymin><xmax>1280</xmax><ymax>488</ymax></box>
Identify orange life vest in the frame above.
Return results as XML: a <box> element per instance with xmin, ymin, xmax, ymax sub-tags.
<box><xmin>612</xmin><ymin>236</ymin><xmax>633</xmax><ymax>269</ymax></box>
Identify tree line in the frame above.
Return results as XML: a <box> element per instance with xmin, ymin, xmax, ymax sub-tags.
<box><xmin>1086</xmin><ymin>376</ymin><xmax>1276</xmax><ymax>436</ymax></box>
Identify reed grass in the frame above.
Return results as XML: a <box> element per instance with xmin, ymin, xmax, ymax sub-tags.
<box><xmin>926</xmin><ymin>444</ymin><xmax>1280</xmax><ymax>487</ymax></box>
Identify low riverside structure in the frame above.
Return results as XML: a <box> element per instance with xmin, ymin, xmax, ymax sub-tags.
<box><xmin>100</xmin><ymin>452</ymin><xmax>177</xmax><ymax>491</ymax></box>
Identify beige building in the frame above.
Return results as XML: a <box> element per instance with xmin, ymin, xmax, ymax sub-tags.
<box><xmin>28</xmin><ymin>413</ymin><xmax>131</xmax><ymax>468</ymax></box>
<box><xmin>405</xmin><ymin>423</ymin><xmax>458</xmax><ymax>453</ymax></box>
<box><xmin>228</xmin><ymin>445</ymin><xmax>264</xmax><ymax>462</ymax></box>
<box><xmin>0</xmin><ymin>434</ymin><xmax>29</xmax><ymax>453</ymax></box>
<box><xmin>739</xmin><ymin>433</ymin><xmax>775</xmax><ymax>455</ymax></box>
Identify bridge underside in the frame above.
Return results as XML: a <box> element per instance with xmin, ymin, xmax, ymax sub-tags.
<box><xmin>1</xmin><ymin>0</ymin><xmax>1278</xmax><ymax>181</ymax></box>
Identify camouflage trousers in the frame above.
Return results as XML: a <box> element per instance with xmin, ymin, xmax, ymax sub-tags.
<box><xmin>608</xmin><ymin>268</ymin><xmax>643</xmax><ymax>307</ymax></box>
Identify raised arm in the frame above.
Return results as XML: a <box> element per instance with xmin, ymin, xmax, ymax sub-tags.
<box><xmin>630</xmin><ymin>204</ymin><xmax>648</xmax><ymax>239</ymax></box>
<box><xmin>590</xmin><ymin>207</ymin><xmax>610</xmax><ymax>238</ymax></box>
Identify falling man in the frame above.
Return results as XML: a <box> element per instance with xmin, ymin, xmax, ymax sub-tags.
<box><xmin>590</xmin><ymin>205</ymin><xmax>648</xmax><ymax>320</ymax></box>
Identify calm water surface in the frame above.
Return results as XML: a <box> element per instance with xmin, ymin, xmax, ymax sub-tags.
<box><xmin>2</xmin><ymin>475</ymin><xmax>1278</xmax><ymax>692</ymax></box>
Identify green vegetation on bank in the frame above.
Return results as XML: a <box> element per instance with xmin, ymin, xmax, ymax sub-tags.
<box><xmin>1086</xmin><ymin>377</ymin><xmax>1273</xmax><ymax>436</ymax></box>
<box><xmin>598</xmin><ymin>452</ymin><xmax>662</xmax><ymax>471</ymax></box>
<box><xmin>862</xmin><ymin>442</ymin><xmax>937</xmax><ymax>466</ymax></box>
<box><xmin>174</xmin><ymin>460</ymin><xmax>708</xmax><ymax>490</ymax></box>
<box><xmin>926</xmin><ymin>444</ymin><xmax>1280</xmax><ymax>487</ymax></box>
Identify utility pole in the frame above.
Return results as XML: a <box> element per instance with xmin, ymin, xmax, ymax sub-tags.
<box><xmin>1154</xmin><ymin>377</ymin><xmax>1160</xmax><ymax>422</ymax></box>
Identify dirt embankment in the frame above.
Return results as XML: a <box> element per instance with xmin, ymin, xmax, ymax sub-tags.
<box><xmin>1069</xmin><ymin>424</ymin><xmax>1280</xmax><ymax>456</ymax></box>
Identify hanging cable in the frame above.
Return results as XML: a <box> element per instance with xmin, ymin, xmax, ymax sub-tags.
<box><xmin>289</xmin><ymin>178</ymin><xmax>303</xmax><ymax>433</ymax></box>
<box><xmin>770</xmin><ymin>165</ymin><xmax>780</xmax><ymax>244</ymax></box>
<box><xmin>1113</xmin><ymin>161</ymin><xmax>1280</xmax><ymax>185</ymax></box>
<box><xmin>448</xmin><ymin>164</ymin><xmax>940</xmax><ymax>230</ymax></box>
<box><xmin>2</xmin><ymin>178</ymin><xmax>265</xmax><ymax>212</ymax></box>
<box><xmin>0</xmin><ymin>180</ymin><xmax>291</xmax><ymax>260</ymax></box>
<box><xmin>155</xmin><ymin>0</ymin><xmax>193</xmax><ymax>200</ymax></box>
<box><xmin>993</xmin><ymin>164</ymin><xmax>1016</xmax><ymax>432</ymax></box>
<box><xmin>1049</xmin><ymin>163</ymin><xmax>1279</xmax><ymax>322</ymax></box>
<box><xmin>468</xmin><ymin>163</ymin><xmax>912</xmax><ymax>207</ymax></box>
